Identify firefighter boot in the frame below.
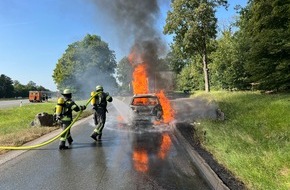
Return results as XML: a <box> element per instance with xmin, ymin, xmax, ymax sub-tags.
<box><xmin>97</xmin><ymin>134</ymin><xmax>102</xmax><ymax>141</ymax></box>
<box><xmin>90</xmin><ymin>132</ymin><xmax>98</xmax><ymax>141</ymax></box>
<box><xmin>59</xmin><ymin>141</ymin><xmax>69</xmax><ymax>150</ymax></box>
<box><xmin>67</xmin><ymin>136</ymin><xmax>73</xmax><ymax>146</ymax></box>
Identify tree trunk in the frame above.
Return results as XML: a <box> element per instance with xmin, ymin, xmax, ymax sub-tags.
<box><xmin>203</xmin><ymin>53</ymin><xmax>210</xmax><ymax>92</ymax></box>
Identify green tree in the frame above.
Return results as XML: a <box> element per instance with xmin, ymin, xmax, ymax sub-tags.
<box><xmin>177</xmin><ymin>59</ymin><xmax>204</xmax><ymax>91</ymax></box>
<box><xmin>13</xmin><ymin>80</ymin><xmax>27</xmax><ymax>97</ymax></box>
<box><xmin>12</xmin><ymin>80</ymin><xmax>50</xmax><ymax>98</ymax></box>
<box><xmin>165</xmin><ymin>49</ymin><xmax>188</xmax><ymax>74</ymax></box>
<box><xmin>210</xmin><ymin>29</ymin><xmax>249</xmax><ymax>90</ymax></box>
<box><xmin>35</xmin><ymin>85</ymin><xmax>49</xmax><ymax>91</ymax></box>
<box><xmin>237</xmin><ymin>0</ymin><xmax>290</xmax><ymax>91</ymax></box>
<box><xmin>116</xmin><ymin>57</ymin><xmax>133</xmax><ymax>93</ymax></box>
<box><xmin>53</xmin><ymin>34</ymin><xmax>117</xmax><ymax>97</ymax></box>
<box><xmin>0</xmin><ymin>74</ymin><xmax>14</xmax><ymax>98</ymax></box>
<box><xmin>164</xmin><ymin>0</ymin><xmax>228</xmax><ymax>92</ymax></box>
<box><xmin>26</xmin><ymin>81</ymin><xmax>37</xmax><ymax>91</ymax></box>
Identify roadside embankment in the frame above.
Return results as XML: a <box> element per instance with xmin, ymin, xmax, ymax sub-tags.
<box><xmin>180</xmin><ymin>91</ymin><xmax>290</xmax><ymax>190</ymax></box>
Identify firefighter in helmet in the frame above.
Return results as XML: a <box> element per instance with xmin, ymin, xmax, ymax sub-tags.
<box><xmin>90</xmin><ymin>85</ymin><xmax>113</xmax><ymax>141</ymax></box>
<box><xmin>54</xmin><ymin>89</ymin><xmax>86</xmax><ymax>150</ymax></box>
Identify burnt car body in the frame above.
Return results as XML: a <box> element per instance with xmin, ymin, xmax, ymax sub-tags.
<box><xmin>128</xmin><ymin>94</ymin><xmax>163</xmax><ymax>125</ymax></box>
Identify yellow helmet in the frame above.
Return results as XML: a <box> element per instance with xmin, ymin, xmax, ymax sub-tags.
<box><xmin>57</xmin><ymin>97</ymin><xmax>64</xmax><ymax>104</ymax></box>
<box><xmin>62</xmin><ymin>89</ymin><xmax>71</xmax><ymax>95</ymax></box>
<box><xmin>96</xmin><ymin>85</ymin><xmax>103</xmax><ymax>92</ymax></box>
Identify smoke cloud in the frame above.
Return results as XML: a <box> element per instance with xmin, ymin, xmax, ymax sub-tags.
<box><xmin>90</xmin><ymin>0</ymin><xmax>170</xmax><ymax>92</ymax></box>
<box><xmin>171</xmin><ymin>98</ymin><xmax>221</xmax><ymax>123</ymax></box>
<box><xmin>91</xmin><ymin>0</ymin><xmax>161</xmax><ymax>43</ymax></box>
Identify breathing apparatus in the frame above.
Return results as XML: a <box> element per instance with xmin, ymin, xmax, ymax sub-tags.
<box><xmin>90</xmin><ymin>85</ymin><xmax>103</xmax><ymax>105</ymax></box>
<box><xmin>55</xmin><ymin>97</ymin><xmax>65</xmax><ymax>116</ymax></box>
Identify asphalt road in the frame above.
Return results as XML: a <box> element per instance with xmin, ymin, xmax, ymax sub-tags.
<box><xmin>0</xmin><ymin>99</ymin><xmax>211</xmax><ymax>190</ymax></box>
<box><xmin>0</xmin><ymin>99</ymin><xmax>30</xmax><ymax>108</ymax></box>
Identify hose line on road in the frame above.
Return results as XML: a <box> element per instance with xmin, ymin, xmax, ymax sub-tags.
<box><xmin>0</xmin><ymin>96</ymin><xmax>94</xmax><ymax>150</ymax></box>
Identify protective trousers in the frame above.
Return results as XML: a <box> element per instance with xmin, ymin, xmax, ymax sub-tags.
<box><xmin>93</xmin><ymin>108</ymin><xmax>106</xmax><ymax>135</ymax></box>
<box><xmin>60</xmin><ymin>121</ymin><xmax>73</xmax><ymax>146</ymax></box>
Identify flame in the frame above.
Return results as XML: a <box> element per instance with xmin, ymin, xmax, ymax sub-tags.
<box><xmin>129</xmin><ymin>48</ymin><xmax>175</xmax><ymax>124</ymax></box>
<box><xmin>156</xmin><ymin>90</ymin><xmax>175</xmax><ymax>123</ymax></box>
<box><xmin>132</xmin><ymin>149</ymin><xmax>148</xmax><ymax>173</ymax></box>
<box><xmin>129</xmin><ymin>46</ymin><xmax>149</xmax><ymax>95</ymax></box>
<box><xmin>132</xmin><ymin>63</ymin><xmax>149</xmax><ymax>95</ymax></box>
<box><xmin>128</xmin><ymin>46</ymin><xmax>141</xmax><ymax>64</ymax></box>
<box><xmin>157</xmin><ymin>133</ymin><xmax>172</xmax><ymax>159</ymax></box>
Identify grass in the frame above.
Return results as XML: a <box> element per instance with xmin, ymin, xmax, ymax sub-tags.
<box><xmin>0</xmin><ymin>100</ymin><xmax>92</xmax><ymax>154</ymax></box>
<box><xmin>192</xmin><ymin>91</ymin><xmax>290</xmax><ymax>190</ymax></box>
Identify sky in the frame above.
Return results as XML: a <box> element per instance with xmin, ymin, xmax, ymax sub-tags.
<box><xmin>0</xmin><ymin>0</ymin><xmax>248</xmax><ymax>92</ymax></box>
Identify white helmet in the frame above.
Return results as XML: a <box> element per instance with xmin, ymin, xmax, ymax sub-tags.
<box><xmin>96</xmin><ymin>85</ymin><xmax>103</xmax><ymax>92</ymax></box>
<box><xmin>62</xmin><ymin>89</ymin><xmax>72</xmax><ymax>95</ymax></box>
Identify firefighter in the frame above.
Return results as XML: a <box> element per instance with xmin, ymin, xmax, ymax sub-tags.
<box><xmin>55</xmin><ymin>89</ymin><xmax>86</xmax><ymax>150</ymax></box>
<box><xmin>90</xmin><ymin>85</ymin><xmax>113</xmax><ymax>141</ymax></box>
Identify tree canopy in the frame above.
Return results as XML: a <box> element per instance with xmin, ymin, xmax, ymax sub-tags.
<box><xmin>164</xmin><ymin>0</ymin><xmax>228</xmax><ymax>92</ymax></box>
<box><xmin>164</xmin><ymin>0</ymin><xmax>290</xmax><ymax>92</ymax></box>
<box><xmin>0</xmin><ymin>74</ymin><xmax>49</xmax><ymax>98</ymax></box>
<box><xmin>53</xmin><ymin>34</ymin><xmax>118</xmax><ymax>97</ymax></box>
<box><xmin>0</xmin><ymin>74</ymin><xmax>14</xmax><ymax>98</ymax></box>
<box><xmin>237</xmin><ymin>0</ymin><xmax>290</xmax><ymax>90</ymax></box>
<box><xmin>116</xmin><ymin>57</ymin><xmax>133</xmax><ymax>93</ymax></box>
<box><xmin>209</xmin><ymin>29</ymin><xmax>249</xmax><ymax>90</ymax></box>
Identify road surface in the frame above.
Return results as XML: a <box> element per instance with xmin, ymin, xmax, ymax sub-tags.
<box><xmin>0</xmin><ymin>99</ymin><xmax>211</xmax><ymax>190</ymax></box>
<box><xmin>0</xmin><ymin>99</ymin><xmax>30</xmax><ymax>108</ymax></box>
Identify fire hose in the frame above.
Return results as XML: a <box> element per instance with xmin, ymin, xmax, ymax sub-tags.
<box><xmin>0</xmin><ymin>96</ymin><xmax>94</xmax><ymax>150</ymax></box>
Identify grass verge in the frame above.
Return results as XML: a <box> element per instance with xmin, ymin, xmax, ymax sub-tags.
<box><xmin>0</xmin><ymin>100</ymin><xmax>92</xmax><ymax>154</ymax></box>
<box><xmin>192</xmin><ymin>91</ymin><xmax>290</xmax><ymax>190</ymax></box>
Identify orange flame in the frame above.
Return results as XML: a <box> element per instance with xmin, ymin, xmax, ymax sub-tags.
<box><xmin>129</xmin><ymin>48</ymin><xmax>175</xmax><ymax>124</ymax></box>
<box><xmin>132</xmin><ymin>149</ymin><xmax>149</xmax><ymax>173</ymax></box>
<box><xmin>156</xmin><ymin>90</ymin><xmax>174</xmax><ymax>123</ymax></box>
<box><xmin>128</xmin><ymin>46</ymin><xmax>141</xmax><ymax>64</ymax></box>
<box><xmin>157</xmin><ymin>133</ymin><xmax>172</xmax><ymax>159</ymax></box>
<box><xmin>132</xmin><ymin>64</ymin><xmax>149</xmax><ymax>95</ymax></box>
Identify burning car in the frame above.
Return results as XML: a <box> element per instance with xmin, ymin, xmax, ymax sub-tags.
<box><xmin>128</xmin><ymin>94</ymin><xmax>163</xmax><ymax>125</ymax></box>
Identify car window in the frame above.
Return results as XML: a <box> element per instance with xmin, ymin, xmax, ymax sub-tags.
<box><xmin>132</xmin><ymin>97</ymin><xmax>158</xmax><ymax>106</ymax></box>
<box><xmin>132</xmin><ymin>98</ymin><xmax>144</xmax><ymax>105</ymax></box>
<box><xmin>148</xmin><ymin>98</ymin><xmax>158</xmax><ymax>105</ymax></box>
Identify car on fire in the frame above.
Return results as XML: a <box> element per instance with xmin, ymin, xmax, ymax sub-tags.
<box><xmin>128</xmin><ymin>94</ymin><xmax>163</xmax><ymax>125</ymax></box>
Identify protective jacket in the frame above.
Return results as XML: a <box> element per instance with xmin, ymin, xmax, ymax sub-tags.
<box><xmin>63</xmin><ymin>100</ymin><xmax>80</xmax><ymax>122</ymax></box>
<box><xmin>91</xmin><ymin>91</ymin><xmax>113</xmax><ymax>111</ymax></box>
<box><xmin>90</xmin><ymin>90</ymin><xmax>113</xmax><ymax>140</ymax></box>
<box><xmin>55</xmin><ymin>99</ymin><xmax>80</xmax><ymax>122</ymax></box>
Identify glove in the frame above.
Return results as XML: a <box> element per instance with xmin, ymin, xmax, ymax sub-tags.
<box><xmin>53</xmin><ymin>114</ymin><xmax>61</xmax><ymax>123</ymax></box>
<box><xmin>80</xmin><ymin>105</ymin><xmax>86</xmax><ymax>110</ymax></box>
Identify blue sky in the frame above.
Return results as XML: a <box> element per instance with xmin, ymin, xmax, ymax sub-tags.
<box><xmin>0</xmin><ymin>0</ymin><xmax>247</xmax><ymax>91</ymax></box>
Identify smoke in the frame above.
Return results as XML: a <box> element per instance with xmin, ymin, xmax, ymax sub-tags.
<box><xmin>90</xmin><ymin>0</ymin><xmax>170</xmax><ymax>92</ymax></box>
<box><xmin>59</xmin><ymin>43</ymin><xmax>118</xmax><ymax>99</ymax></box>
<box><xmin>74</xmin><ymin>69</ymin><xmax>118</xmax><ymax>99</ymax></box>
<box><xmin>171</xmin><ymin>98</ymin><xmax>220</xmax><ymax>123</ymax></box>
<box><xmin>91</xmin><ymin>0</ymin><xmax>161</xmax><ymax>43</ymax></box>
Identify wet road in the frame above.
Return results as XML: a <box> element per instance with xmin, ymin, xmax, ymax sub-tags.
<box><xmin>0</xmin><ymin>100</ymin><xmax>211</xmax><ymax>190</ymax></box>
